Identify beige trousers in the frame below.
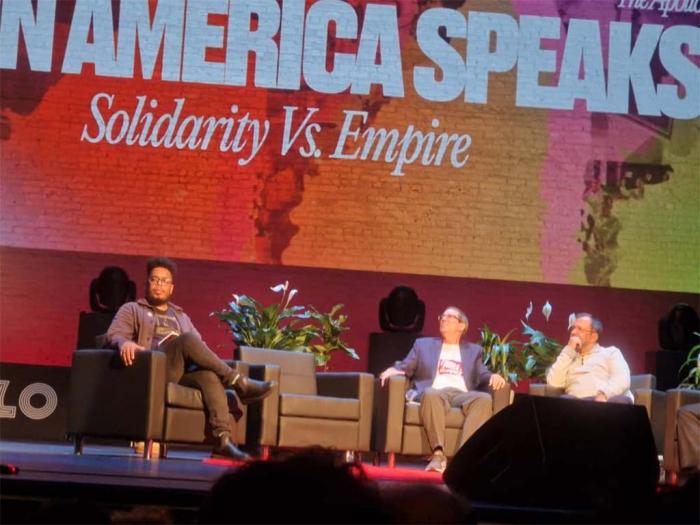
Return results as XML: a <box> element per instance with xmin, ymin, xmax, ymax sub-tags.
<box><xmin>419</xmin><ymin>387</ymin><xmax>492</xmax><ymax>452</ymax></box>
<box><xmin>677</xmin><ymin>403</ymin><xmax>700</xmax><ymax>471</ymax></box>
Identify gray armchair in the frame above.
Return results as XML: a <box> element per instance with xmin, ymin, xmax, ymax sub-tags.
<box><xmin>662</xmin><ymin>388</ymin><xmax>700</xmax><ymax>480</ymax></box>
<box><xmin>372</xmin><ymin>375</ymin><xmax>512</xmax><ymax>467</ymax></box>
<box><xmin>237</xmin><ymin>346</ymin><xmax>374</xmax><ymax>458</ymax></box>
<box><xmin>68</xmin><ymin>349</ymin><xmax>247</xmax><ymax>458</ymax></box>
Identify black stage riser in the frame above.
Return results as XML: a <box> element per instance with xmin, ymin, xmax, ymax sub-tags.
<box><xmin>444</xmin><ymin>395</ymin><xmax>659</xmax><ymax>513</ymax></box>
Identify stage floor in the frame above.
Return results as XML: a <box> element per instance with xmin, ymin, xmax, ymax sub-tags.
<box><xmin>4</xmin><ymin>440</ymin><xmax>688</xmax><ymax>524</ymax></box>
<box><xmin>1</xmin><ymin>440</ymin><xmax>233</xmax><ymax>490</ymax></box>
<box><xmin>0</xmin><ymin>440</ymin><xmax>452</xmax><ymax>523</ymax></box>
<box><xmin>0</xmin><ymin>440</ymin><xmax>437</xmax><ymax>488</ymax></box>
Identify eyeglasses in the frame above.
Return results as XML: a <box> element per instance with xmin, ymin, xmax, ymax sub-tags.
<box><xmin>149</xmin><ymin>276</ymin><xmax>173</xmax><ymax>286</ymax></box>
<box><xmin>438</xmin><ymin>314</ymin><xmax>461</xmax><ymax>322</ymax></box>
<box><xmin>570</xmin><ymin>326</ymin><xmax>594</xmax><ymax>334</ymax></box>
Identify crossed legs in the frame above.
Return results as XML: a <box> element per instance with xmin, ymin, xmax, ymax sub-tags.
<box><xmin>161</xmin><ymin>332</ymin><xmax>272</xmax><ymax>460</ymax></box>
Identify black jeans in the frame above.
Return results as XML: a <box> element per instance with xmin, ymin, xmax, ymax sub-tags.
<box><xmin>163</xmin><ymin>332</ymin><xmax>236</xmax><ymax>438</ymax></box>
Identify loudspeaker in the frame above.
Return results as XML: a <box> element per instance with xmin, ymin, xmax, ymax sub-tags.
<box><xmin>444</xmin><ymin>395</ymin><xmax>659</xmax><ymax>511</ymax></box>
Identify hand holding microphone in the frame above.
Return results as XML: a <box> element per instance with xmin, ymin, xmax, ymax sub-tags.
<box><xmin>568</xmin><ymin>335</ymin><xmax>583</xmax><ymax>353</ymax></box>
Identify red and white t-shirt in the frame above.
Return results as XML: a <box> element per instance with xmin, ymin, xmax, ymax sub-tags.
<box><xmin>431</xmin><ymin>344</ymin><xmax>468</xmax><ymax>391</ymax></box>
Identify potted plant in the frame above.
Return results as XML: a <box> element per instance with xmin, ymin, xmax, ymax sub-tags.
<box><xmin>678</xmin><ymin>333</ymin><xmax>700</xmax><ymax>390</ymax></box>
<box><xmin>479</xmin><ymin>325</ymin><xmax>523</xmax><ymax>385</ymax></box>
<box><xmin>519</xmin><ymin>327</ymin><xmax>562</xmax><ymax>381</ymax></box>
<box><xmin>212</xmin><ymin>282</ymin><xmax>358</xmax><ymax>368</ymax></box>
<box><xmin>479</xmin><ymin>302</ymin><xmax>563</xmax><ymax>386</ymax></box>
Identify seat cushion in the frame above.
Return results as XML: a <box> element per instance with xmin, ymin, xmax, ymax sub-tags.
<box><xmin>280</xmin><ymin>393</ymin><xmax>360</xmax><ymax>420</ymax></box>
<box><xmin>404</xmin><ymin>401</ymin><xmax>465</xmax><ymax>428</ymax></box>
<box><xmin>239</xmin><ymin>346</ymin><xmax>317</xmax><ymax>395</ymax></box>
<box><xmin>166</xmin><ymin>382</ymin><xmax>204</xmax><ymax>409</ymax></box>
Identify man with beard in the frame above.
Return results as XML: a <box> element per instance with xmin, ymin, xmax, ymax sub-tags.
<box><xmin>547</xmin><ymin>312</ymin><xmax>632</xmax><ymax>403</ymax></box>
<box><xmin>107</xmin><ymin>257</ymin><xmax>273</xmax><ymax>460</ymax></box>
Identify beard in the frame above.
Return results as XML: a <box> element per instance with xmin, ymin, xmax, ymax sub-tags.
<box><xmin>146</xmin><ymin>292</ymin><xmax>170</xmax><ymax>307</ymax></box>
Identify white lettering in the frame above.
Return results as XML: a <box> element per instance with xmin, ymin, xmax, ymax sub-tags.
<box><xmin>465</xmin><ymin>12</ymin><xmax>518</xmax><ymax>104</ymax></box>
<box><xmin>515</xmin><ymin>15</ymin><xmax>562</xmax><ymax>109</ymax></box>
<box><xmin>114</xmin><ymin>0</ymin><xmax>184</xmax><ymax>81</ymax></box>
<box><xmin>62</xmin><ymin>0</ymin><xmax>119</xmax><ymax>76</ymax></box>
<box><xmin>607</xmin><ymin>22</ymin><xmax>663</xmax><ymax>116</ymax></box>
<box><xmin>18</xmin><ymin>383</ymin><xmax>57</xmax><ymax>420</ymax></box>
<box><xmin>226</xmin><ymin>0</ymin><xmax>281</xmax><ymax>88</ymax></box>
<box><xmin>413</xmin><ymin>8</ymin><xmax>466</xmax><ymax>102</ymax></box>
<box><xmin>657</xmin><ymin>24</ymin><xmax>700</xmax><ymax>119</ymax></box>
<box><xmin>81</xmin><ymin>93</ymin><xmax>271</xmax><ymax>165</ymax></box>
<box><xmin>277</xmin><ymin>0</ymin><xmax>305</xmax><ymax>90</ymax></box>
<box><xmin>556</xmin><ymin>19</ymin><xmax>608</xmax><ymax>111</ymax></box>
<box><xmin>351</xmin><ymin>4</ymin><xmax>404</xmax><ymax>97</ymax></box>
<box><xmin>332</xmin><ymin>110</ymin><xmax>472</xmax><ymax>175</ymax></box>
<box><xmin>0</xmin><ymin>0</ymin><xmax>55</xmax><ymax>71</ymax></box>
<box><xmin>303</xmin><ymin>0</ymin><xmax>356</xmax><ymax>94</ymax></box>
<box><xmin>181</xmin><ymin>0</ymin><xmax>226</xmax><ymax>85</ymax></box>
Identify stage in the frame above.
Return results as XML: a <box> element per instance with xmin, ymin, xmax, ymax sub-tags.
<box><xmin>0</xmin><ymin>439</ymin><xmax>607</xmax><ymax>524</ymax></box>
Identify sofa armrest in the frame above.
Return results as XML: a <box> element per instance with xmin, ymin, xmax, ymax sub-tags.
<box><xmin>317</xmin><ymin>372</ymin><xmax>375</xmax><ymax>451</ymax></box>
<box><xmin>243</xmin><ymin>363</ymin><xmax>281</xmax><ymax>447</ymax></box>
<box><xmin>631</xmin><ymin>373</ymin><xmax>656</xmax><ymax>390</ymax></box>
<box><xmin>635</xmin><ymin>388</ymin><xmax>666</xmax><ymax>454</ymax></box>
<box><xmin>529</xmin><ymin>383</ymin><xmax>546</xmax><ymax>396</ymax></box>
<box><xmin>372</xmin><ymin>375</ymin><xmax>407</xmax><ymax>454</ymax></box>
<box><xmin>316</xmin><ymin>372</ymin><xmax>368</xmax><ymax>398</ymax></box>
<box><xmin>663</xmin><ymin>388</ymin><xmax>700</xmax><ymax>472</ymax></box>
<box><xmin>491</xmin><ymin>383</ymin><xmax>512</xmax><ymax>414</ymax></box>
<box><xmin>529</xmin><ymin>383</ymin><xmax>566</xmax><ymax>397</ymax></box>
<box><xmin>68</xmin><ymin>349</ymin><xmax>166</xmax><ymax>441</ymax></box>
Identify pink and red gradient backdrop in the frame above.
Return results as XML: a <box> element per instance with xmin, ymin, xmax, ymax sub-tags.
<box><xmin>0</xmin><ymin>1</ymin><xmax>698</xmax><ymax>371</ymax></box>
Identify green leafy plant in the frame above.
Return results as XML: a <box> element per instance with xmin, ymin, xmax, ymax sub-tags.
<box><xmin>479</xmin><ymin>325</ymin><xmax>523</xmax><ymax>384</ymax></box>
<box><xmin>212</xmin><ymin>282</ymin><xmax>359</xmax><ymax>367</ymax></box>
<box><xmin>678</xmin><ymin>333</ymin><xmax>700</xmax><ymax>390</ymax></box>
<box><xmin>519</xmin><ymin>321</ymin><xmax>562</xmax><ymax>380</ymax></box>
<box><xmin>480</xmin><ymin>302</ymin><xmax>563</xmax><ymax>384</ymax></box>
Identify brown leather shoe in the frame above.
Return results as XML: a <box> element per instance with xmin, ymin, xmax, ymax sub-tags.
<box><xmin>212</xmin><ymin>434</ymin><xmax>251</xmax><ymax>461</ymax></box>
<box><xmin>230</xmin><ymin>374</ymin><xmax>275</xmax><ymax>405</ymax></box>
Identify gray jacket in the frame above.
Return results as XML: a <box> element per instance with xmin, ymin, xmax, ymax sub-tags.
<box><xmin>394</xmin><ymin>337</ymin><xmax>492</xmax><ymax>399</ymax></box>
<box><xmin>106</xmin><ymin>298</ymin><xmax>200</xmax><ymax>350</ymax></box>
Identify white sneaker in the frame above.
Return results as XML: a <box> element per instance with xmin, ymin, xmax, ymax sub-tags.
<box><xmin>425</xmin><ymin>450</ymin><xmax>447</xmax><ymax>473</ymax></box>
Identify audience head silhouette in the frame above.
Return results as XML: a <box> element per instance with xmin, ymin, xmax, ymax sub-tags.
<box><xmin>199</xmin><ymin>449</ymin><xmax>391</xmax><ymax>524</ymax></box>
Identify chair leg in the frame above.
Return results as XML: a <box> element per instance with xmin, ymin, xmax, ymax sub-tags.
<box><xmin>159</xmin><ymin>443</ymin><xmax>168</xmax><ymax>459</ymax></box>
<box><xmin>261</xmin><ymin>446</ymin><xmax>270</xmax><ymax>460</ymax></box>
<box><xmin>373</xmin><ymin>452</ymin><xmax>381</xmax><ymax>466</ymax></box>
<box><xmin>143</xmin><ymin>439</ymin><xmax>154</xmax><ymax>459</ymax></box>
<box><xmin>666</xmin><ymin>470</ymin><xmax>678</xmax><ymax>486</ymax></box>
<box><xmin>388</xmin><ymin>452</ymin><xmax>396</xmax><ymax>468</ymax></box>
<box><xmin>73</xmin><ymin>435</ymin><xmax>83</xmax><ymax>455</ymax></box>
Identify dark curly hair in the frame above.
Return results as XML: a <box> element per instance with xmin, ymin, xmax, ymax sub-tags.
<box><xmin>146</xmin><ymin>257</ymin><xmax>177</xmax><ymax>279</ymax></box>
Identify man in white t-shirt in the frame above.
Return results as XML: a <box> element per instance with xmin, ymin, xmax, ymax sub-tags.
<box><xmin>547</xmin><ymin>313</ymin><xmax>633</xmax><ymax>403</ymax></box>
<box><xmin>380</xmin><ymin>307</ymin><xmax>506</xmax><ymax>472</ymax></box>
